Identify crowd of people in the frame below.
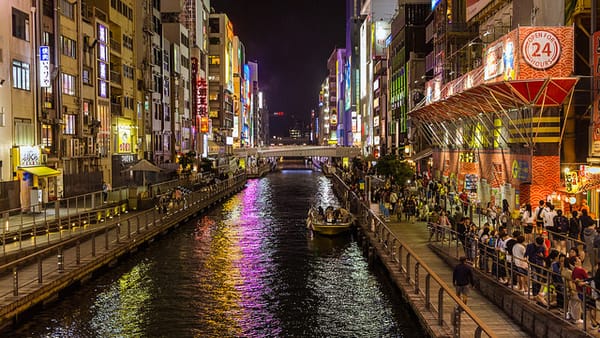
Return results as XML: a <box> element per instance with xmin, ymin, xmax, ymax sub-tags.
<box><xmin>327</xmin><ymin>158</ymin><xmax>600</xmax><ymax>332</ymax></box>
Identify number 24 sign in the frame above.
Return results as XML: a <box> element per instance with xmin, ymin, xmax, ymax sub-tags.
<box><xmin>522</xmin><ymin>30</ymin><xmax>561</xmax><ymax>70</ymax></box>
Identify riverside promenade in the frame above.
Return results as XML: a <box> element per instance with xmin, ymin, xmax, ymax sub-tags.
<box><xmin>328</xmin><ymin>169</ymin><xmax>591</xmax><ymax>337</ymax></box>
<box><xmin>378</xmin><ymin>213</ymin><xmax>529</xmax><ymax>337</ymax></box>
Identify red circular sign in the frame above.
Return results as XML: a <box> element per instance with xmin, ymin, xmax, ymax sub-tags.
<box><xmin>522</xmin><ymin>30</ymin><xmax>561</xmax><ymax>70</ymax></box>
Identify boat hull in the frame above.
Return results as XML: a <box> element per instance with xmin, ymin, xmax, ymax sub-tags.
<box><xmin>307</xmin><ymin>208</ymin><xmax>354</xmax><ymax>236</ymax></box>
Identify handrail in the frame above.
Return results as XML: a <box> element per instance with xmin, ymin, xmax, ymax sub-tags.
<box><xmin>331</xmin><ymin>170</ymin><xmax>496</xmax><ymax>337</ymax></box>
<box><xmin>427</xmin><ymin>221</ymin><xmax>599</xmax><ymax>334</ymax></box>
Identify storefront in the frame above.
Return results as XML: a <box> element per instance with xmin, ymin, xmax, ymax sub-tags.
<box><xmin>410</xmin><ymin>26</ymin><xmax>576</xmax><ymax>212</ymax></box>
<box><xmin>13</xmin><ymin>146</ymin><xmax>60</xmax><ymax>212</ymax></box>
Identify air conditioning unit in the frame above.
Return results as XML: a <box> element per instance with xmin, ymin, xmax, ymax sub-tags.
<box><xmin>87</xmin><ymin>136</ymin><xmax>94</xmax><ymax>155</ymax></box>
<box><xmin>71</xmin><ymin>139</ymin><xmax>80</xmax><ymax>157</ymax></box>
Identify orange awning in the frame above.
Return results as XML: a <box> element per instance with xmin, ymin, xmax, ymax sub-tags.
<box><xmin>410</xmin><ymin>77</ymin><xmax>578</xmax><ymax>123</ymax></box>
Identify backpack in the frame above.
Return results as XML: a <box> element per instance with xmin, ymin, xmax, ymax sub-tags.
<box><xmin>500</xmin><ymin>212</ymin><xmax>508</xmax><ymax>224</ymax></box>
<box><xmin>555</xmin><ymin>216</ymin><xmax>569</xmax><ymax>233</ymax></box>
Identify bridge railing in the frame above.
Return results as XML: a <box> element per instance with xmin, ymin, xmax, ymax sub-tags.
<box><xmin>330</xmin><ymin>171</ymin><xmax>496</xmax><ymax>338</ymax></box>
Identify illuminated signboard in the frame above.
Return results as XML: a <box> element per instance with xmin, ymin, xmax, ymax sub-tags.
<box><xmin>432</xmin><ymin>0</ymin><xmax>441</xmax><ymax>10</ymax></box>
<box><xmin>200</xmin><ymin>116</ymin><xmax>209</xmax><ymax>133</ymax></box>
<box><xmin>97</xmin><ymin>23</ymin><xmax>109</xmax><ymax>98</ymax></box>
<box><xmin>197</xmin><ymin>78</ymin><xmax>207</xmax><ymax>116</ymax></box>
<box><xmin>118</xmin><ymin>125</ymin><xmax>132</xmax><ymax>153</ymax></box>
<box><xmin>20</xmin><ymin>146</ymin><xmax>41</xmax><ymax>167</ymax></box>
<box><xmin>39</xmin><ymin>46</ymin><xmax>50</xmax><ymax>87</ymax></box>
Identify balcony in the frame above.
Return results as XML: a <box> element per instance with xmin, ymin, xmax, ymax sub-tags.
<box><xmin>110</xmin><ymin>39</ymin><xmax>121</xmax><ymax>54</ymax></box>
<box><xmin>110</xmin><ymin>71</ymin><xmax>122</xmax><ymax>85</ymax></box>
<box><xmin>111</xmin><ymin>103</ymin><xmax>122</xmax><ymax>116</ymax></box>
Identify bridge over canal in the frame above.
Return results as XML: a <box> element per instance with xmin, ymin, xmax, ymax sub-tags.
<box><xmin>234</xmin><ymin>145</ymin><xmax>361</xmax><ymax>158</ymax></box>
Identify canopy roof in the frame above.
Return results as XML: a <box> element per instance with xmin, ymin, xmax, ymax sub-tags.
<box><xmin>21</xmin><ymin>166</ymin><xmax>60</xmax><ymax>177</ymax></box>
<box><xmin>410</xmin><ymin>77</ymin><xmax>578</xmax><ymax>123</ymax></box>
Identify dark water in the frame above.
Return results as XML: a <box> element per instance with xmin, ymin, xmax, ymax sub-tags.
<box><xmin>11</xmin><ymin>171</ymin><xmax>424</xmax><ymax>337</ymax></box>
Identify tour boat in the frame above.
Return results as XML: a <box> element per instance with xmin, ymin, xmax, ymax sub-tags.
<box><xmin>306</xmin><ymin>206</ymin><xmax>354</xmax><ymax>236</ymax></box>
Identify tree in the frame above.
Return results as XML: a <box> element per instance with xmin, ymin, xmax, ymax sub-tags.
<box><xmin>374</xmin><ymin>155</ymin><xmax>414</xmax><ymax>187</ymax></box>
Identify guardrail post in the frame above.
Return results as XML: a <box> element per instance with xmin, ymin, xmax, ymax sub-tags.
<box><xmin>127</xmin><ymin>219</ymin><xmax>131</xmax><ymax>239</ymax></box>
<box><xmin>105</xmin><ymin>227</ymin><xmax>109</xmax><ymax>250</ymax></box>
<box><xmin>438</xmin><ymin>288</ymin><xmax>444</xmax><ymax>325</ymax></box>
<box><xmin>453</xmin><ymin>307</ymin><xmax>461</xmax><ymax>337</ymax></box>
<box><xmin>415</xmin><ymin>262</ymin><xmax>420</xmax><ymax>294</ymax></box>
<box><xmin>91</xmin><ymin>232</ymin><xmax>96</xmax><ymax>257</ymax></box>
<box><xmin>406</xmin><ymin>254</ymin><xmax>411</xmax><ymax>283</ymax></box>
<box><xmin>116</xmin><ymin>223</ymin><xmax>120</xmax><ymax>244</ymax></box>
<box><xmin>57</xmin><ymin>247</ymin><xmax>64</xmax><ymax>273</ymax></box>
<box><xmin>425</xmin><ymin>274</ymin><xmax>431</xmax><ymax>309</ymax></box>
<box><xmin>76</xmin><ymin>240</ymin><xmax>80</xmax><ymax>265</ymax></box>
<box><xmin>38</xmin><ymin>256</ymin><xmax>42</xmax><ymax>283</ymax></box>
<box><xmin>13</xmin><ymin>267</ymin><xmax>18</xmax><ymax>296</ymax></box>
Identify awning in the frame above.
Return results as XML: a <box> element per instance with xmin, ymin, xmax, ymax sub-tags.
<box><xmin>410</xmin><ymin>77</ymin><xmax>578</xmax><ymax>123</ymax></box>
<box><xmin>20</xmin><ymin>166</ymin><xmax>60</xmax><ymax>177</ymax></box>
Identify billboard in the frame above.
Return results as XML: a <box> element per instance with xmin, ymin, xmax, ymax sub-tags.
<box><xmin>373</xmin><ymin>21</ymin><xmax>391</xmax><ymax>59</ymax></box>
<box><xmin>484</xmin><ymin>26</ymin><xmax>573</xmax><ymax>83</ymax></box>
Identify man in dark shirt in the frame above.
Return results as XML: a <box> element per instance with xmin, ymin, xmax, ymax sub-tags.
<box><xmin>453</xmin><ymin>256</ymin><xmax>474</xmax><ymax>305</ymax></box>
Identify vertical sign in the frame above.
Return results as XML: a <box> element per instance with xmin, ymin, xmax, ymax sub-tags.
<box><xmin>593</xmin><ymin>32</ymin><xmax>600</xmax><ymax>150</ymax></box>
<box><xmin>39</xmin><ymin>46</ymin><xmax>51</xmax><ymax>87</ymax></box>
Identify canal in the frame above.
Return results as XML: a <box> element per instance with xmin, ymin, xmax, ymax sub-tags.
<box><xmin>10</xmin><ymin>171</ymin><xmax>424</xmax><ymax>337</ymax></box>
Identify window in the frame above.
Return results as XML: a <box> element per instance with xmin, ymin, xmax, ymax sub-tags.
<box><xmin>164</xmin><ymin>104</ymin><xmax>170</xmax><ymax>121</ymax></box>
<box><xmin>163</xmin><ymin>76</ymin><xmax>169</xmax><ymax>96</ymax></box>
<box><xmin>123</xmin><ymin>65</ymin><xmax>134</xmax><ymax>79</ymax></box>
<box><xmin>163</xmin><ymin>51</ymin><xmax>170</xmax><ymax>72</ymax></box>
<box><xmin>14</xmin><ymin>119</ymin><xmax>34</xmax><ymax>146</ymax></box>
<box><xmin>82</xmin><ymin>100</ymin><xmax>91</xmax><ymax>126</ymax></box>
<box><xmin>209</xmin><ymin>18</ymin><xmax>220</xmax><ymax>33</ymax></box>
<box><xmin>12</xmin><ymin>8</ymin><xmax>29</xmax><ymax>41</ymax></box>
<box><xmin>209</xmin><ymin>56</ymin><xmax>220</xmax><ymax>65</ymax></box>
<box><xmin>62</xmin><ymin>73</ymin><xmax>76</xmax><ymax>95</ymax></box>
<box><xmin>63</xmin><ymin>114</ymin><xmax>76</xmax><ymax>135</ymax></box>
<box><xmin>12</xmin><ymin>60</ymin><xmax>30</xmax><ymax>90</ymax></box>
<box><xmin>122</xmin><ymin>34</ymin><xmax>133</xmax><ymax>50</ymax></box>
<box><xmin>153</xmin><ymin>74</ymin><xmax>162</xmax><ymax>94</ymax></box>
<box><xmin>41</xmin><ymin>124</ymin><xmax>53</xmax><ymax>148</ymax></box>
<box><xmin>83</xmin><ymin>67</ymin><xmax>92</xmax><ymax>85</ymax></box>
<box><xmin>153</xmin><ymin>47</ymin><xmax>161</xmax><ymax>65</ymax></box>
<box><xmin>60</xmin><ymin>36</ymin><xmax>77</xmax><ymax>58</ymax></box>
<box><xmin>209</xmin><ymin>37</ymin><xmax>220</xmax><ymax>45</ymax></box>
<box><xmin>59</xmin><ymin>0</ymin><xmax>74</xmax><ymax>19</ymax></box>
<box><xmin>42</xmin><ymin>86</ymin><xmax>54</xmax><ymax>108</ymax></box>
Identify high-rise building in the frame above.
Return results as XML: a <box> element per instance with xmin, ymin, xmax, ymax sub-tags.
<box><xmin>208</xmin><ymin>13</ymin><xmax>234</xmax><ymax>156</ymax></box>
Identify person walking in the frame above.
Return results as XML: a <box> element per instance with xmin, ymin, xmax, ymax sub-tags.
<box><xmin>453</xmin><ymin>256</ymin><xmax>474</xmax><ymax>305</ymax></box>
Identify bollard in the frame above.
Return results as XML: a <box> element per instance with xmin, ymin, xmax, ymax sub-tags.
<box><xmin>57</xmin><ymin>248</ymin><xmax>64</xmax><ymax>273</ymax></box>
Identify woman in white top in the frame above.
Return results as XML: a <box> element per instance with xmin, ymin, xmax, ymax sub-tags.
<box><xmin>521</xmin><ymin>203</ymin><xmax>534</xmax><ymax>242</ymax></box>
<box><xmin>512</xmin><ymin>235</ymin><xmax>528</xmax><ymax>293</ymax></box>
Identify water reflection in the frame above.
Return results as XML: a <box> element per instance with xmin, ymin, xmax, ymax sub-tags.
<box><xmin>9</xmin><ymin>171</ymin><xmax>423</xmax><ymax>337</ymax></box>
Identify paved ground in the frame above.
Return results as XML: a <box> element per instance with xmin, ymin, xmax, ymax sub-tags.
<box><xmin>374</xmin><ymin>206</ymin><xmax>533</xmax><ymax>337</ymax></box>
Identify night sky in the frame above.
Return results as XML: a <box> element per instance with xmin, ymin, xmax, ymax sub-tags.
<box><xmin>211</xmin><ymin>0</ymin><xmax>346</xmax><ymax>137</ymax></box>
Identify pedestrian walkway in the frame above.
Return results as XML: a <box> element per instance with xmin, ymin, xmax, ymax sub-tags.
<box><xmin>372</xmin><ymin>204</ymin><xmax>530</xmax><ymax>337</ymax></box>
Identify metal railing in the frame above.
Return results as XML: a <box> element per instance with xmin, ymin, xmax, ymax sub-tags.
<box><xmin>427</xmin><ymin>222</ymin><xmax>599</xmax><ymax>334</ymax></box>
<box><xmin>0</xmin><ymin>174</ymin><xmax>247</xmax><ymax>303</ymax></box>
<box><xmin>330</xmin><ymin>171</ymin><xmax>496</xmax><ymax>337</ymax></box>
